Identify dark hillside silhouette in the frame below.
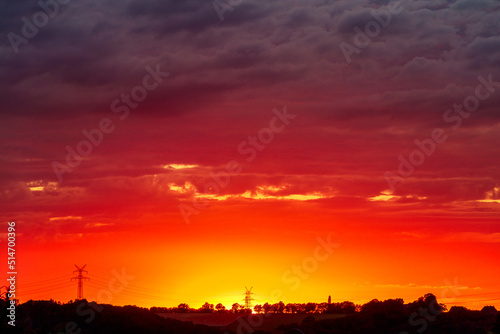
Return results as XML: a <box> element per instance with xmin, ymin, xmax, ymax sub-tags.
<box><xmin>1</xmin><ymin>299</ymin><xmax>220</xmax><ymax>334</ymax></box>
<box><xmin>2</xmin><ymin>294</ymin><xmax>498</xmax><ymax>334</ymax></box>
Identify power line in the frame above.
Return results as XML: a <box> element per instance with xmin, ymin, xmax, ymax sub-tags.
<box><xmin>445</xmin><ymin>297</ymin><xmax>500</xmax><ymax>305</ymax></box>
<box><xmin>85</xmin><ymin>283</ymin><xmax>181</xmax><ymax>302</ymax></box>
<box><xmin>21</xmin><ymin>285</ymin><xmax>74</xmax><ymax>297</ymax></box>
<box><xmin>87</xmin><ymin>275</ymin><xmax>202</xmax><ymax>299</ymax></box>
<box><xmin>21</xmin><ymin>275</ymin><xmax>71</xmax><ymax>288</ymax></box>
<box><xmin>449</xmin><ymin>291</ymin><xmax>500</xmax><ymax>298</ymax></box>
<box><xmin>21</xmin><ymin>282</ymin><xmax>73</xmax><ymax>295</ymax></box>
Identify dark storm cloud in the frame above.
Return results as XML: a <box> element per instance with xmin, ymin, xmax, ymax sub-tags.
<box><xmin>125</xmin><ymin>0</ymin><xmax>274</xmax><ymax>34</ymax></box>
<box><xmin>1</xmin><ymin>0</ymin><xmax>499</xmax><ymax>120</ymax></box>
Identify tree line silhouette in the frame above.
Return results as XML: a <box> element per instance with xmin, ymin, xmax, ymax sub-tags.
<box><xmin>2</xmin><ymin>293</ymin><xmax>499</xmax><ymax>333</ymax></box>
<box><xmin>150</xmin><ymin>299</ymin><xmax>357</xmax><ymax>314</ymax></box>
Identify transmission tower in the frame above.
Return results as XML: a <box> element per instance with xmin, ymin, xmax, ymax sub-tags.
<box><xmin>71</xmin><ymin>264</ymin><xmax>90</xmax><ymax>300</ymax></box>
<box><xmin>243</xmin><ymin>287</ymin><xmax>254</xmax><ymax>309</ymax></box>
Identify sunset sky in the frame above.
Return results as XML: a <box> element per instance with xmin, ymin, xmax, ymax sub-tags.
<box><xmin>1</xmin><ymin>0</ymin><xmax>500</xmax><ymax>311</ymax></box>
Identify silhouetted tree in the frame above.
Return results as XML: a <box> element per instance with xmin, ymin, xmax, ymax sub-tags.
<box><xmin>263</xmin><ymin>302</ymin><xmax>272</xmax><ymax>314</ymax></box>
<box><xmin>277</xmin><ymin>301</ymin><xmax>285</xmax><ymax>313</ymax></box>
<box><xmin>340</xmin><ymin>301</ymin><xmax>356</xmax><ymax>314</ymax></box>
<box><xmin>284</xmin><ymin>303</ymin><xmax>294</xmax><ymax>314</ymax></box>
<box><xmin>304</xmin><ymin>302</ymin><xmax>316</xmax><ymax>313</ymax></box>
<box><xmin>481</xmin><ymin>305</ymin><xmax>497</xmax><ymax>315</ymax></box>
<box><xmin>215</xmin><ymin>303</ymin><xmax>226</xmax><ymax>313</ymax></box>
<box><xmin>177</xmin><ymin>303</ymin><xmax>190</xmax><ymax>313</ymax></box>
<box><xmin>199</xmin><ymin>302</ymin><xmax>214</xmax><ymax>313</ymax></box>
<box><xmin>231</xmin><ymin>303</ymin><xmax>240</xmax><ymax>313</ymax></box>
<box><xmin>360</xmin><ymin>299</ymin><xmax>381</xmax><ymax>314</ymax></box>
<box><xmin>407</xmin><ymin>293</ymin><xmax>445</xmax><ymax>315</ymax></box>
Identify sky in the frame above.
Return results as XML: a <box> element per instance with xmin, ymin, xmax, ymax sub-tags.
<box><xmin>1</xmin><ymin>0</ymin><xmax>500</xmax><ymax>311</ymax></box>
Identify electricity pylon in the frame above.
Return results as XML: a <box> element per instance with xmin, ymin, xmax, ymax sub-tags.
<box><xmin>243</xmin><ymin>287</ymin><xmax>254</xmax><ymax>309</ymax></box>
<box><xmin>71</xmin><ymin>264</ymin><xmax>90</xmax><ymax>300</ymax></box>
